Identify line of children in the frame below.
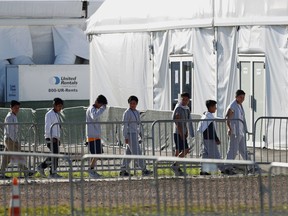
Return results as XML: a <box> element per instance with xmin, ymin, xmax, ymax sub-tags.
<box><xmin>0</xmin><ymin>90</ymin><xmax>250</xmax><ymax>179</ymax></box>
<box><xmin>173</xmin><ymin>90</ymin><xmax>252</xmax><ymax>176</ymax></box>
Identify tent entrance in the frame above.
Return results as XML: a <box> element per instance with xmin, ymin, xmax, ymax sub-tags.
<box><xmin>169</xmin><ymin>56</ymin><xmax>194</xmax><ymax>111</ymax></box>
<box><xmin>238</xmin><ymin>55</ymin><xmax>266</xmax><ymax>145</ymax></box>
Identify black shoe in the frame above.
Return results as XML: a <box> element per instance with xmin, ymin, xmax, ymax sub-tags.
<box><xmin>248</xmin><ymin>167</ymin><xmax>261</xmax><ymax>174</ymax></box>
<box><xmin>24</xmin><ymin>171</ymin><xmax>36</xmax><ymax>178</ymax></box>
<box><xmin>142</xmin><ymin>169</ymin><xmax>153</xmax><ymax>176</ymax></box>
<box><xmin>221</xmin><ymin>169</ymin><xmax>237</xmax><ymax>175</ymax></box>
<box><xmin>119</xmin><ymin>170</ymin><xmax>133</xmax><ymax>177</ymax></box>
<box><xmin>171</xmin><ymin>165</ymin><xmax>186</xmax><ymax>176</ymax></box>
<box><xmin>29</xmin><ymin>171</ymin><xmax>35</xmax><ymax>177</ymax></box>
<box><xmin>200</xmin><ymin>171</ymin><xmax>211</xmax><ymax>176</ymax></box>
<box><xmin>178</xmin><ymin>168</ymin><xmax>187</xmax><ymax>176</ymax></box>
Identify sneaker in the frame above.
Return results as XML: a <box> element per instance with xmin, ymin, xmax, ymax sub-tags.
<box><xmin>88</xmin><ymin>169</ymin><xmax>102</xmax><ymax>179</ymax></box>
<box><xmin>171</xmin><ymin>164</ymin><xmax>180</xmax><ymax>175</ymax></box>
<box><xmin>36</xmin><ymin>166</ymin><xmax>46</xmax><ymax>177</ymax></box>
<box><xmin>221</xmin><ymin>169</ymin><xmax>237</xmax><ymax>175</ymax></box>
<box><xmin>248</xmin><ymin>167</ymin><xmax>261</xmax><ymax>175</ymax></box>
<box><xmin>200</xmin><ymin>171</ymin><xmax>211</xmax><ymax>176</ymax></box>
<box><xmin>142</xmin><ymin>169</ymin><xmax>153</xmax><ymax>176</ymax></box>
<box><xmin>119</xmin><ymin>170</ymin><xmax>133</xmax><ymax>177</ymax></box>
<box><xmin>171</xmin><ymin>164</ymin><xmax>186</xmax><ymax>176</ymax></box>
<box><xmin>24</xmin><ymin>171</ymin><xmax>35</xmax><ymax>178</ymax></box>
<box><xmin>49</xmin><ymin>173</ymin><xmax>63</xmax><ymax>179</ymax></box>
<box><xmin>178</xmin><ymin>168</ymin><xmax>187</xmax><ymax>176</ymax></box>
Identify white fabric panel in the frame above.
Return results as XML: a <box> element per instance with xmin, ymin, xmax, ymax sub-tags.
<box><xmin>193</xmin><ymin>28</ymin><xmax>216</xmax><ymax>114</ymax></box>
<box><xmin>217</xmin><ymin>27</ymin><xmax>238</xmax><ymax>117</ymax></box>
<box><xmin>0</xmin><ymin>25</ymin><xmax>89</xmax><ymax>65</ymax></box>
<box><xmin>215</xmin><ymin>0</ymin><xmax>288</xmax><ymax>26</ymax></box>
<box><xmin>90</xmin><ymin>33</ymin><xmax>153</xmax><ymax>110</ymax></box>
<box><xmin>0</xmin><ymin>1</ymin><xmax>82</xmax><ymax>18</ymax></box>
<box><xmin>0</xmin><ymin>27</ymin><xmax>33</xmax><ymax>60</ymax></box>
<box><xmin>264</xmin><ymin>26</ymin><xmax>288</xmax><ymax>148</ymax></box>
<box><xmin>52</xmin><ymin>26</ymin><xmax>89</xmax><ymax>61</ymax></box>
<box><xmin>86</xmin><ymin>0</ymin><xmax>213</xmax><ymax>33</ymax></box>
<box><xmin>265</xmin><ymin>26</ymin><xmax>288</xmax><ymax>117</ymax></box>
<box><xmin>54</xmin><ymin>53</ymin><xmax>76</xmax><ymax>65</ymax></box>
<box><xmin>152</xmin><ymin>31</ymin><xmax>170</xmax><ymax>110</ymax></box>
<box><xmin>30</xmin><ymin>26</ymin><xmax>55</xmax><ymax>64</ymax></box>
<box><xmin>238</xmin><ymin>26</ymin><xmax>265</xmax><ymax>54</ymax></box>
<box><xmin>169</xmin><ymin>29</ymin><xmax>193</xmax><ymax>55</ymax></box>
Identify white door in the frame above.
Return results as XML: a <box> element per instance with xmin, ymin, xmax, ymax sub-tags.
<box><xmin>238</xmin><ymin>55</ymin><xmax>266</xmax><ymax>145</ymax></box>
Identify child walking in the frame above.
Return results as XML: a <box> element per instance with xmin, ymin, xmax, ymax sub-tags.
<box><xmin>197</xmin><ymin>100</ymin><xmax>225</xmax><ymax>175</ymax></box>
<box><xmin>120</xmin><ymin>96</ymin><xmax>153</xmax><ymax>176</ymax></box>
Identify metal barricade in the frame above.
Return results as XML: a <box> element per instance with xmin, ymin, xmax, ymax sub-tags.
<box><xmin>50</xmin><ymin>121</ymin><xmax>154</xmax><ymax>172</ymax></box>
<box><xmin>75</xmin><ymin>154</ymin><xmax>265</xmax><ymax>215</ymax></box>
<box><xmin>0</xmin><ymin>152</ymin><xmax>74</xmax><ymax>216</ymax></box>
<box><xmin>0</xmin><ymin>152</ymin><xmax>269</xmax><ymax>216</ymax></box>
<box><xmin>76</xmin><ymin>154</ymin><xmax>158</xmax><ymax>215</ymax></box>
<box><xmin>0</xmin><ymin>122</ymin><xmax>38</xmax><ymax>170</ymax></box>
<box><xmin>151</xmin><ymin>119</ymin><xmax>249</xmax><ymax>162</ymax></box>
<box><xmin>154</xmin><ymin>157</ymin><xmax>264</xmax><ymax>216</ymax></box>
<box><xmin>253</xmin><ymin>117</ymin><xmax>288</xmax><ymax>164</ymax></box>
<box><xmin>268</xmin><ymin>162</ymin><xmax>288</xmax><ymax>215</ymax></box>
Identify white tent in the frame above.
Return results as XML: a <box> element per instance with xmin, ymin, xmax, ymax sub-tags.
<box><xmin>87</xmin><ymin>0</ymin><xmax>288</xmax><ymax>148</ymax></box>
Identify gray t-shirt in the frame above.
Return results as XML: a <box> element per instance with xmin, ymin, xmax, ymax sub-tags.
<box><xmin>172</xmin><ymin>104</ymin><xmax>194</xmax><ymax>137</ymax></box>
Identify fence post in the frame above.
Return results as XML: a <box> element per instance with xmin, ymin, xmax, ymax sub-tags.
<box><xmin>65</xmin><ymin>156</ymin><xmax>75</xmax><ymax>216</ymax></box>
<box><xmin>155</xmin><ymin>159</ymin><xmax>161</xmax><ymax>215</ymax></box>
<box><xmin>151</xmin><ymin>121</ymin><xmax>156</xmax><ymax>156</ymax></box>
<box><xmin>80</xmin><ymin>155</ymin><xmax>86</xmax><ymax>214</ymax></box>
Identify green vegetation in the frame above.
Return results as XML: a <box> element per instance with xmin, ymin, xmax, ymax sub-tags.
<box><xmin>0</xmin><ymin>204</ymin><xmax>270</xmax><ymax>216</ymax></box>
<box><xmin>3</xmin><ymin>165</ymin><xmax>203</xmax><ymax>179</ymax></box>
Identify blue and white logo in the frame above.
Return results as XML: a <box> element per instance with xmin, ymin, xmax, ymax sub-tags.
<box><xmin>49</xmin><ymin>76</ymin><xmax>61</xmax><ymax>85</ymax></box>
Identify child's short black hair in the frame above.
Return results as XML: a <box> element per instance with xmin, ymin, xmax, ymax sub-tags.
<box><xmin>53</xmin><ymin>98</ymin><xmax>64</xmax><ymax>106</ymax></box>
<box><xmin>96</xmin><ymin>95</ymin><xmax>108</xmax><ymax>105</ymax></box>
<box><xmin>10</xmin><ymin>100</ymin><xmax>20</xmax><ymax>108</ymax></box>
<box><xmin>128</xmin><ymin>95</ymin><xmax>138</xmax><ymax>104</ymax></box>
<box><xmin>235</xmin><ymin>89</ymin><xmax>245</xmax><ymax>97</ymax></box>
<box><xmin>206</xmin><ymin>100</ymin><xmax>217</xmax><ymax>110</ymax></box>
<box><xmin>181</xmin><ymin>92</ymin><xmax>190</xmax><ymax>98</ymax></box>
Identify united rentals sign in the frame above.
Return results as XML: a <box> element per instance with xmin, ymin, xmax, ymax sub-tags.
<box><xmin>6</xmin><ymin>65</ymin><xmax>89</xmax><ymax>101</ymax></box>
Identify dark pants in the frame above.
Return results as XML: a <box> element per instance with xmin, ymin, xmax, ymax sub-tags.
<box><xmin>39</xmin><ymin>138</ymin><xmax>60</xmax><ymax>174</ymax></box>
<box><xmin>173</xmin><ymin>133</ymin><xmax>189</xmax><ymax>152</ymax></box>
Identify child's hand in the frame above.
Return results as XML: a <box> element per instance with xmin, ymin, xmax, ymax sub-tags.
<box><xmin>227</xmin><ymin>129</ymin><xmax>232</xmax><ymax>136</ymax></box>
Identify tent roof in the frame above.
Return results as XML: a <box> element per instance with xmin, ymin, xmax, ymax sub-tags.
<box><xmin>86</xmin><ymin>0</ymin><xmax>288</xmax><ymax>34</ymax></box>
<box><xmin>86</xmin><ymin>0</ymin><xmax>213</xmax><ymax>34</ymax></box>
